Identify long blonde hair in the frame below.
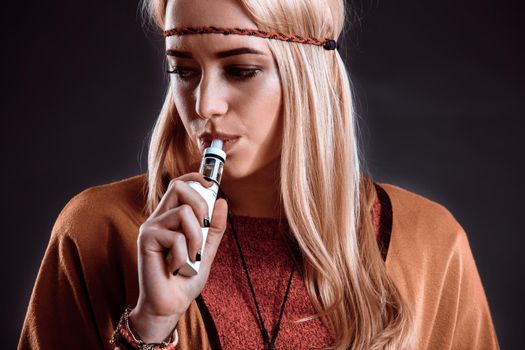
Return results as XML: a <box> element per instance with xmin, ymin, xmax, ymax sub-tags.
<box><xmin>140</xmin><ymin>0</ymin><xmax>414</xmax><ymax>348</ymax></box>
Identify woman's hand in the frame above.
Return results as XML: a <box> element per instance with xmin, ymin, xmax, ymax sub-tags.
<box><xmin>129</xmin><ymin>172</ymin><xmax>228</xmax><ymax>342</ymax></box>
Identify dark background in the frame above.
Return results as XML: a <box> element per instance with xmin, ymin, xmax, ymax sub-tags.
<box><xmin>3</xmin><ymin>0</ymin><xmax>523</xmax><ymax>348</ymax></box>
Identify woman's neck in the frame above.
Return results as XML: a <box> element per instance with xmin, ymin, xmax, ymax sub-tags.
<box><xmin>221</xmin><ymin>181</ymin><xmax>283</xmax><ymax>219</ymax></box>
<box><xmin>219</xmin><ymin>161</ymin><xmax>283</xmax><ymax>219</ymax></box>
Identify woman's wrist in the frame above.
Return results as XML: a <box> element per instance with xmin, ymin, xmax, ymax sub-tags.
<box><xmin>128</xmin><ymin>307</ymin><xmax>181</xmax><ymax>343</ymax></box>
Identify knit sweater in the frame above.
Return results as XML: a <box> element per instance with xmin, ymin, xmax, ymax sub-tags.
<box><xmin>18</xmin><ymin>174</ymin><xmax>499</xmax><ymax>349</ymax></box>
<box><xmin>201</xmin><ymin>196</ymin><xmax>381</xmax><ymax>349</ymax></box>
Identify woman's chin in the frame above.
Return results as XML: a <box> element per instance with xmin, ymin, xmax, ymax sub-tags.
<box><xmin>220</xmin><ymin>166</ymin><xmax>255</xmax><ymax>183</ymax></box>
<box><xmin>220</xmin><ymin>169</ymin><xmax>243</xmax><ymax>182</ymax></box>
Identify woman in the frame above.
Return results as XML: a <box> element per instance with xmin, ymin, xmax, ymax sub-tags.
<box><xmin>18</xmin><ymin>0</ymin><xmax>499</xmax><ymax>349</ymax></box>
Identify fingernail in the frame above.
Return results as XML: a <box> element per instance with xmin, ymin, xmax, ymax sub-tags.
<box><xmin>172</xmin><ymin>268</ymin><xmax>180</xmax><ymax>276</ymax></box>
<box><xmin>195</xmin><ymin>250</ymin><xmax>202</xmax><ymax>262</ymax></box>
<box><xmin>203</xmin><ymin>217</ymin><xmax>210</xmax><ymax>228</ymax></box>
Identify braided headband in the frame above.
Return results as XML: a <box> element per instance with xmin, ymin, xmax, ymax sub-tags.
<box><xmin>163</xmin><ymin>26</ymin><xmax>339</xmax><ymax>51</ymax></box>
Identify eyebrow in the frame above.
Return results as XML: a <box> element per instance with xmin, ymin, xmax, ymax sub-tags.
<box><xmin>165</xmin><ymin>47</ymin><xmax>266</xmax><ymax>59</ymax></box>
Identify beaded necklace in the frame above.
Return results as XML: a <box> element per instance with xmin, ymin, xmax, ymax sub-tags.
<box><xmin>220</xmin><ymin>189</ymin><xmax>299</xmax><ymax>349</ymax></box>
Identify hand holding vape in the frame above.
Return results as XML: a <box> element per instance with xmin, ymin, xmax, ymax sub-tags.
<box><xmin>179</xmin><ymin>139</ymin><xmax>226</xmax><ymax>276</ymax></box>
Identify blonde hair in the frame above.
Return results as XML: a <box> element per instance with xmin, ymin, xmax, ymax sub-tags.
<box><xmin>140</xmin><ymin>0</ymin><xmax>415</xmax><ymax>348</ymax></box>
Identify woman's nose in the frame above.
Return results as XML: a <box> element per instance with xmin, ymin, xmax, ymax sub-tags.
<box><xmin>194</xmin><ymin>74</ymin><xmax>228</xmax><ymax>120</ymax></box>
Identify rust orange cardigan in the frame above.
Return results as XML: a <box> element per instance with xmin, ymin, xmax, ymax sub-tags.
<box><xmin>18</xmin><ymin>174</ymin><xmax>499</xmax><ymax>349</ymax></box>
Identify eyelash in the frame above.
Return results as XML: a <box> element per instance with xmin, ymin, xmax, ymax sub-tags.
<box><xmin>165</xmin><ymin>66</ymin><xmax>261</xmax><ymax>81</ymax></box>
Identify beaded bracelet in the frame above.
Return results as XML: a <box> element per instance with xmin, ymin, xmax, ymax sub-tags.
<box><xmin>109</xmin><ymin>308</ymin><xmax>179</xmax><ymax>350</ymax></box>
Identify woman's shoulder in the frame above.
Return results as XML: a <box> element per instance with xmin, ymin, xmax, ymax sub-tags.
<box><xmin>51</xmin><ymin>173</ymin><xmax>148</xmax><ymax>246</ymax></box>
<box><xmin>376</xmin><ymin>182</ymin><xmax>468</xmax><ymax>259</ymax></box>
<box><xmin>378</xmin><ymin>182</ymin><xmax>460</xmax><ymax>223</ymax></box>
<box><xmin>59</xmin><ymin>173</ymin><xmax>148</xmax><ymax>221</ymax></box>
<box><xmin>375</xmin><ymin>184</ymin><xmax>499</xmax><ymax>349</ymax></box>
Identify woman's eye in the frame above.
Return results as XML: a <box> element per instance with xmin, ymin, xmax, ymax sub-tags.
<box><xmin>166</xmin><ymin>66</ymin><xmax>261</xmax><ymax>82</ymax></box>
<box><xmin>226</xmin><ymin>68</ymin><xmax>261</xmax><ymax>80</ymax></box>
<box><xmin>166</xmin><ymin>67</ymin><xmax>196</xmax><ymax>80</ymax></box>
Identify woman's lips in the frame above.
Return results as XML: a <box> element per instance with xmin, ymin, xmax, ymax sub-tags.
<box><xmin>200</xmin><ymin>137</ymin><xmax>240</xmax><ymax>153</ymax></box>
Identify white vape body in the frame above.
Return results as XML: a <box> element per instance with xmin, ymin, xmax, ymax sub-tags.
<box><xmin>179</xmin><ymin>139</ymin><xmax>226</xmax><ymax>277</ymax></box>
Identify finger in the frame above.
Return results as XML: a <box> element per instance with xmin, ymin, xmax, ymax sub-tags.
<box><xmin>138</xmin><ymin>227</ymin><xmax>189</xmax><ymax>275</ymax></box>
<box><xmin>152</xmin><ymin>173</ymin><xmax>214</xmax><ymax>218</ymax></box>
<box><xmin>168</xmin><ymin>232</ymin><xmax>190</xmax><ymax>274</ymax></box>
<box><xmin>154</xmin><ymin>173</ymin><xmax>214</xmax><ymax>216</ymax></box>
<box><xmin>209</xmin><ymin>198</ymin><xmax>228</xmax><ymax>233</ymax></box>
<box><xmin>138</xmin><ymin>227</ymin><xmax>189</xmax><ymax>273</ymax></box>
<box><xmin>198</xmin><ymin>198</ymin><xmax>228</xmax><ymax>274</ymax></box>
<box><xmin>153</xmin><ymin>205</ymin><xmax>203</xmax><ymax>262</ymax></box>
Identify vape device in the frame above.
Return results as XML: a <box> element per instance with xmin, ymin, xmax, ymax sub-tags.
<box><xmin>179</xmin><ymin>139</ymin><xmax>226</xmax><ymax>276</ymax></box>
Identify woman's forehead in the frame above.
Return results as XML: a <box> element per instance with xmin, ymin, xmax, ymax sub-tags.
<box><xmin>165</xmin><ymin>0</ymin><xmax>257</xmax><ymax>30</ymax></box>
<box><xmin>165</xmin><ymin>34</ymin><xmax>271</xmax><ymax>57</ymax></box>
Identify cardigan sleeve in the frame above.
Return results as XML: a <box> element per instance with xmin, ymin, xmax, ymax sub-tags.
<box><xmin>17</xmin><ymin>176</ymin><xmax>168</xmax><ymax>349</ymax></box>
<box><xmin>446</xmin><ymin>227</ymin><xmax>500</xmax><ymax>349</ymax></box>
<box><xmin>17</xmin><ymin>216</ymin><xmax>106</xmax><ymax>349</ymax></box>
<box><xmin>16</xmin><ymin>184</ymin><xmax>139</xmax><ymax>350</ymax></box>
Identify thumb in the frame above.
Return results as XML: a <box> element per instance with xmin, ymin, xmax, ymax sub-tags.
<box><xmin>201</xmin><ymin>198</ymin><xmax>228</xmax><ymax>262</ymax></box>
